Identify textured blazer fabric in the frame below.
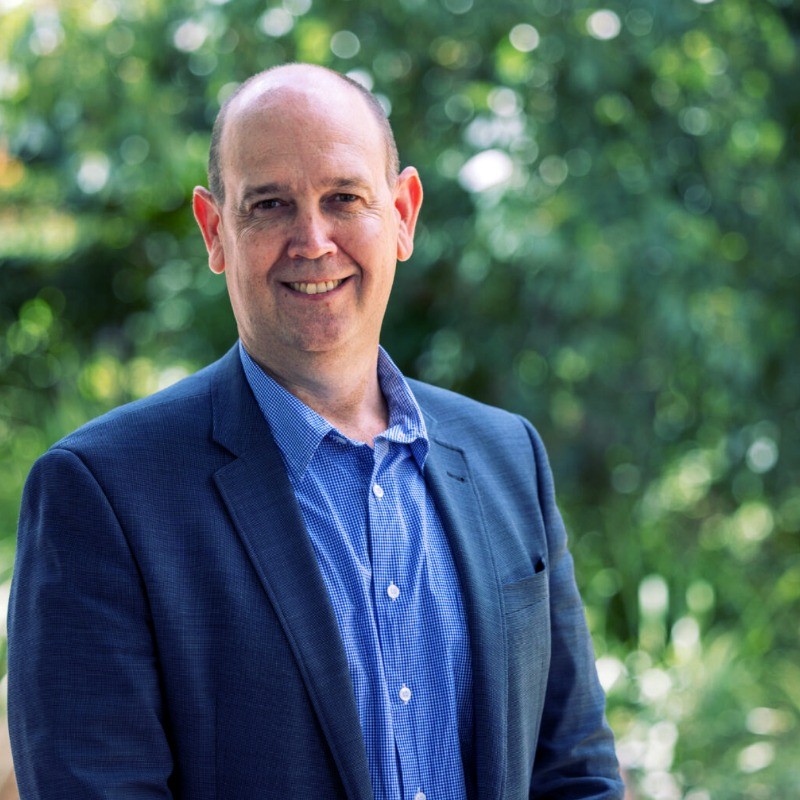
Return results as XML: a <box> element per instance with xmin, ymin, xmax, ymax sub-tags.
<box><xmin>8</xmin><ymin>346</ymin><xmax>624</xmax><ymax>800</ymax></box>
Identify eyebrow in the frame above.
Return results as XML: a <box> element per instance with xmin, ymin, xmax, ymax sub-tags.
<box><xmin>239</xmin><ymin>177</ymin><xmax>372</xmax><ymax>208</ymax></box>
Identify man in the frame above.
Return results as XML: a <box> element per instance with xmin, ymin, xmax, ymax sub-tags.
<box><xmin>8</xmin><ymin>64</ymin><xmax>624</xmax><ymax>799</ymax></box>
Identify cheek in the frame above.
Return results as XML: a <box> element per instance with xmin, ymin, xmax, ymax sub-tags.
<box><xmin>224</xmin><ymin>254</ymin><xmax>268</xmax><ymax>317</ymax></box>
<box><xmin>340</xmin><ymin>219</ymin><xmax>396</xmax><ymax>261</ymax></box>
<box><xmin>228</xmin><ymin>231</ymin><xmax>281</xmax><ymax>277</ymax></box>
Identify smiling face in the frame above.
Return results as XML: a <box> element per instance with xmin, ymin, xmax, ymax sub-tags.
<box><xmin>193</xmin><ymin>68</ymin><xmax>422</xmax><ymax>380</ymax></box>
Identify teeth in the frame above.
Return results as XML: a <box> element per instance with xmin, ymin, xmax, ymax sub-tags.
<box><xmin>289</xmin><ymin>279</ymin><xmax>343</xmax><ymax>295</ymax></box>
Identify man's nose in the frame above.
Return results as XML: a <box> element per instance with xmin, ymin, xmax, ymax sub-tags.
<box><xmin>287</xmin><ymin>208</ymin><xmax>337</xmax><ymax>260</ymax></box>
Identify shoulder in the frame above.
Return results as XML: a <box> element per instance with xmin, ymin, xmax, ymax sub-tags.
<box><xmin>407</xmin><ymin>378</ymin><xmax>547</xmax><ymax>465</ymax></box>
<box><xmin>408</xmin><ymin>378</ymin><xmax>518</xmax><ymax>423</ymax></box>
<box><xmin>53</xmin><ymin>349</ymin><xmax>238</xmax><ymax>459</ymax></box>
<box><xmin>408</xmin><ymin>378</ymin><xmax>535</xmax><ymax>437</ymax></box>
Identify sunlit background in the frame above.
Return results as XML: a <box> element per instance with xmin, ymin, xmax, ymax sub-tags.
<box><xmin>1</xmin><ymin>0</ymin><xmax>799</xmax><ymax>797</ymax></box>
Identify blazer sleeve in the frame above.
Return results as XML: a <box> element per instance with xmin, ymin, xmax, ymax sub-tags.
<box><xmin>8</xmin><ymin>447</ymin><xmax>175</xmax><ymax>799</ymax></box>
<box><xmin>522</xmin><ymin>419</ymin><xmax>624</xmax><ymax>800</ymax></box>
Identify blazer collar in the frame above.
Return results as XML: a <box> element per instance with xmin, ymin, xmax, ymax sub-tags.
<box><xmin>208</xmin><ymin>346</ymin><xmax>374</xmax><ymax>800</ymax></box>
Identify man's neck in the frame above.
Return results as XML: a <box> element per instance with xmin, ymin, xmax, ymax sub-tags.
<box><xmin>244</xmin><ymin>344</ymin><xmax>389</xmax><ymax>447</ymax></box>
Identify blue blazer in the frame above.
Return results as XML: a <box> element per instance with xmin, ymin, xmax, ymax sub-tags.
<box><xmin>8</xmin><ymin>346</ymin><xmax>623</xmax><ymax>799</ymax></box>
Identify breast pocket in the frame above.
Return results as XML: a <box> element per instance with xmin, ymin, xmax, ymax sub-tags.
<box><xmin>502</xmin><ymin>564</ymin><xmax>550</xmax><ymax>667</ymax></box>
<box><xmin>502</xmin><ymin>563</ymin><xmax>551</xmax><ymax>784</ymax></box>
<box><xmin>503</xmin><ymin>558</ymin><xmax>548</xmax><ymax>616</ymax></box>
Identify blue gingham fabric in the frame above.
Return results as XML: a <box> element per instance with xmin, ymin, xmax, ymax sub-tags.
<box><xmin>240</xmin><ymin>342</ymin><xmax>473</xmax><ymax>800</ymax></box>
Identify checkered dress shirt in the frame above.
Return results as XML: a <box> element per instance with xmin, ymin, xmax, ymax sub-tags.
<box><xmin>240</xmin><ymin>343</ymin><xmax>473</xmax><ymax>800</ymax></box>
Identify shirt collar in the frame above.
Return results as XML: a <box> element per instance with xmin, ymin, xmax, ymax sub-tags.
<box><xmin>239</xmin><ymin>342</ymin><xmax>429</xmax><ymax>484</ymax></box>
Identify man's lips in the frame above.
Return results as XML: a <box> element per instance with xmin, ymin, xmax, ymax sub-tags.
<box><xmin>285</xmin><ymin>278</ymin><xmax>345</xmax><ymax>295</ymax></box>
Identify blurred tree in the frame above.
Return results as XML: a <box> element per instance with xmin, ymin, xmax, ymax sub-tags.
<box><xmin>1</xmin><ymin>0</ymin><xmax>798</xmax><ymax>797</ymax></box>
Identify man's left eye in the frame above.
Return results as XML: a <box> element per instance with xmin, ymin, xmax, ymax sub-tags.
<box><xmin>332</xmin><ymin>193</ymin><xmax>358</xmax><ymax>203</ymax></box>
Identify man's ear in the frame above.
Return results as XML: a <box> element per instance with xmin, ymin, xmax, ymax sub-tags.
<box><xmin>394</xmin><ymin>167</ymin><xmax>423</xmax><ymax>262</ymax></box>
<box><xmin>192</xmin><ymin>187</ymin><xmax>226</xmax><ymax>274</ymax></box>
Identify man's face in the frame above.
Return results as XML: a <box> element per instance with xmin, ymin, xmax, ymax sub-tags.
<box><xmin>193</xmin><ymin>78</ymin><xmax>422</xmax><ymax>375</ymax></box>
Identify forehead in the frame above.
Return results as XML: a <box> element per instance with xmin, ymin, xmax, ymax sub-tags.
<box><xmin>222</xmin><ymin>82</ymin><xmax>387</xmax><ymax>191</ymax></box>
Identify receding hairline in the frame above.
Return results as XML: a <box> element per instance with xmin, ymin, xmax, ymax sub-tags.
<box><xmin>207</xmin><ymin>64</ymin><xmax>400</xmax><ymax>204</ymax></box>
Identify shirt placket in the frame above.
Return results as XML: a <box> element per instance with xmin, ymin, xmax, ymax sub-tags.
<box><xmin>368</xmin><ymin>438</ymin><xmax>427</xmax><ymax>800</ymax></box>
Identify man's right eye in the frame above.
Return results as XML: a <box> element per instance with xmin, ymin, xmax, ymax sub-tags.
<box><xmin>253</xmin><ymin>198</ymin><xmax>284</xmax><ymax>210</ymax></box>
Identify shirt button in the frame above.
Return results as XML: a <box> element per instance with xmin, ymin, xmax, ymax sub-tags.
<box><xmin>399</xmin><ymin>684</ymin><xmax>412</xmax><ymax>703</ymax></box>
<box><xmin>387</xmin><ymin>582</ymin><xmax>400</xmax><ymax>600</ymax></box>
<box><xmin>414</xmin><ymin>792</ymin><xmax>426</xmax><ymax>800</ymax></box>
<box><xmin>372</xmin><ymin>483</ymin><xmax>384</xmax><ymax>498</ymax></box>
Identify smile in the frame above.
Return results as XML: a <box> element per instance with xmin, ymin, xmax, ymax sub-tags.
<box><xmin>287</xmin><ymin>279</ymin><xmax>344</xmax><ymax>295</ymax></box>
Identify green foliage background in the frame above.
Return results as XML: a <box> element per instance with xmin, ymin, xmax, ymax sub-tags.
<box><xmin>1</xmin><ymin>0</ymin><xmax>799</xmax><ymax>796</ymax></box>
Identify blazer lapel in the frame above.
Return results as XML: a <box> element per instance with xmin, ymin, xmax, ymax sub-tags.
<box><xmin>423</xmin><ymin>428</ymin><xmax>508</xmax><ymax>800</ymax></box>
<box><xmin>209</xmin><ymin>349</ymin><xmax>373</xmax><ymax>800</ymax></box>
